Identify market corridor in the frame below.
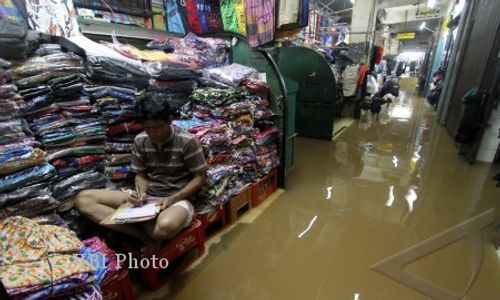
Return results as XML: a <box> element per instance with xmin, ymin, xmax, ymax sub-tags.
<box><xmin>138</xmin><ymin>79</ymin><xmax>500</xmax><ymax>299</ymax></box>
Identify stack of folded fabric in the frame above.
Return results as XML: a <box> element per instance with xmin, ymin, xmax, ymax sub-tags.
<box><xmin>12</xmin><ymin>45</ymin><xmax>108</xmax><ymax>208</ymax></box>
<box><xmin>204</xmin><ymin>63</ymin><xmax>259</xmax><ymax>87</ymax></box>
<box><xmin>254</xmin><ymin>126</ymin><xmax>280</xmax><ymax>177</ymax></box>
<box><xmin>184</xmin><ymin>86</ymin><xmax>259</xmax><ymax>207</ymax></box>
<box><xmin>83</xmin><ymin>237</ymin><xmax>120</xmax><ymax>284</ymax></box>
<box><xmin>0</xmin><ymin>58</ymin><xmax>59</xmax><ymax>220</ymax></box>
<box><xmin>159</xmin><ymin>33</ymin><xmax>229</xmax><ymax>68</ymax></box>
<box><xmin>84</xmin><ymin>84</ymin><xmax>141</xmax><ymax>188</ymax></box>
<box><xmin>0</xmin><ymin>216</ymin><xmax>103</xmax><ymax>299</ymax></box>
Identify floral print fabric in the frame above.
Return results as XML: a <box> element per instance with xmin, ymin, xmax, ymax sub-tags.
<box><xmin>0</xmin><ymin>217</ymin><xmax>83</xmax><ymax>265</ymax></box>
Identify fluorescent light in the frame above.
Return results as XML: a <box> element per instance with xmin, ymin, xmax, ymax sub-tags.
<box><xmin>427</xmin><ymin>0</ymin><xmax>436</xmax><ymax>8</ymax></box>
<box><xmin>350</xmin><ymin>0</ymin><xmax>355</xmax><ymax>3</ymax></box>
<box><xmin>419</xmin><ymin>22</ymin><xmax>426</xmax><ymax>30</ymax></box>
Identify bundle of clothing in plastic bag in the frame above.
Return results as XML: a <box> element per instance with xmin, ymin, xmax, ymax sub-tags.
<box><xmin>0</xmin><ymin>57</ymin><xmax>60</xmax><ymax>220</ymax></box>
<box><xmin>82</xmin><ymin>84</ymin><xmax>141</xmax><ymax>189</ymax></box>
<box><xmin>178</xmin><ymin>70</ymin><xmax>279</xmax><ymax>209</ymax></box>
<box><xmin>146</xmin><ymin>33</ymin><xmax>229</xmax><ymax>68</ymax></box>
<box><xmin>12</xmin><ymin>45</ymin><xmax>108</xmax><ymax>209</ymax></box>
<box><xmin>0</xmin><ymin>216</ymin><xmax>112</xmax><ymax>300</ymax></box>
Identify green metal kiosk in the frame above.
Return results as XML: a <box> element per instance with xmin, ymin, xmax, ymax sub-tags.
<box><xmin>270</xmin><ymin>47</ymin><xmax>337</xmax><ymax>140</ymax></box>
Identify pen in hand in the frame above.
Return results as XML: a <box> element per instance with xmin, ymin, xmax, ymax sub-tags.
<box><xmin>133</xmin><ymin>186</ymin><xmax>147</xmax><ymax>206</ymax></box>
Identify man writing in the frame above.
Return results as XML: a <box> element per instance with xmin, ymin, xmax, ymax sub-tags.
<box><xmin>75</xmin><ymin>93</ymin><xmax>206</xmax><ymax>255</ymax></box>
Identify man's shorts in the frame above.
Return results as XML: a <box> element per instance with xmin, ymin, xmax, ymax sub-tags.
<box><xmin>171</xmin><ymin>200</ymin><xmax>195</xmax><ymax>228</ymax></box>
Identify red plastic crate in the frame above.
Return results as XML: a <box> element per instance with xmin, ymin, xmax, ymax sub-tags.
<box><xmin>195</xmin><ymin>206</ymin><xmax>227</xmax><ymax>238</ymax></box>
<box><xmin>252</xmin><ymin>169</ymin><xmax>278</xmax><ymax>207</ymax></box>
<box><xmin>225</xmin><ymin>186</ymin><xmax>252</xmax><ymax>224</ymax></box>
<box><xmin>101</xmin><ymin>269</ymin><xmax>136</xmax><ymax>300</ymax></box>
<box><xmin>106</xmin><ymin>220</ymin><xmax>205</xmax><ymax>290</ymax></box>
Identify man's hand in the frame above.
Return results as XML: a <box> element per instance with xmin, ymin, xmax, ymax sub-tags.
<box><xmin>129</xmin><ymin>191</ymin><xmax>147</xmax><ymax>207</ymax></box>
<box><xmin>161</xmin><ymin>197</ymin><xmax>174</xmax><ymax>211</ymax></box>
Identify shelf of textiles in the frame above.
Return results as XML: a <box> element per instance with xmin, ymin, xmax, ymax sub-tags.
<box><xmin>172</xmin><ymin>62</ymin><xmax>280</xmax><ymax>214</ymax></box>
<box><xmin>0</xmin><ymin>44</ymin><xmax>111</xmax><ymax>234</ymax></box>
<box><xmin>0</xmin><ymin>216</ymin><xmax>129</xmax><ymax>299</ymax></box>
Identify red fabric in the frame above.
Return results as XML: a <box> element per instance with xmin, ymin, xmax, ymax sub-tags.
<box><xmin>106</xmin><ymin>121</ymin><xmax>143</xmax><ymax>137</ymax></box>
<box><xmin>358</xmin><ymin>64</ymin><xmax>369</xmax><ymax>86</ymax></box>
<box><xmin>52</xmin><ymin>155</ymin><xmax>105</xmax><ymax>168</ymax></box>
<box><xmin>185</xmin><ymin>0</ymin><xmax>203</xmax><ymax>34</ymax></box>
<box><xmin>374</xmin><ymin>46</ymin><xmax>384</xmax><ymax>65</ymax></box>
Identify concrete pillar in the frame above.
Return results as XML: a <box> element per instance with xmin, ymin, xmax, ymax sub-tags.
<box><xmin>349</xmin><ymin>0</ymin><xmax>378</xmax><ymax>63</ymax></box>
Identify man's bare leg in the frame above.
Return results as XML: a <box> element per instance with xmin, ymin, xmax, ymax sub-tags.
<box><xmin>75</xmin><ymin>189</ymin><xmax>153</xmax><ymax>243</ymax></box>
<box><xmin>140</xmin><ymin>205</ymin><xmax>189</xmax><ymax>256</ymax></box>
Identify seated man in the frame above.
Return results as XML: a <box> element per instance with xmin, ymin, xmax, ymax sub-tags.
<box><xmin>75</xmin><ymin>93</ymin><xmax>207</xmax><ymax>255</ymax></box>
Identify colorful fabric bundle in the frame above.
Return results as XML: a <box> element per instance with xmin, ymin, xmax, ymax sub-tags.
<box><xmin>0</xmin><ymin>217</ymin><xmax>101</xmax><ymax>299</ymax></box>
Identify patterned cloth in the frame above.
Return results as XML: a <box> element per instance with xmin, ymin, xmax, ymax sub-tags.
<box><xmin>0</xmin><ymin>0</ymin><xmax>24</xmax><ymax>22</ymax></box>
<box><xmin>185</xmin><ymin>0</ymin><xmax>203</xmax><ymax>34</ymax></box>
<box><xmin>0</xmin><ymin>217</ymin><xmax>83</xmax><ymax>265</ymax></box>
<box><xmin>245</xmin><ymin>0</ymin><xmax>275</xmax><ymax>47</ymax></box>
<box><xmin>165</xmin><ymin>0</ymin><xmax>186</xmax><ymax>34</ymax></box>
<box><xmin>235</xmin><ymin>0</ymin><xmax>247</xmax><ymax>35</ymax></box>
<box><xmin>0</xmin><ymin>255</ymin><xmax>94</xmax><ymax>289</ymax></box>
<box><xmin>220</xmin><ymin>0</ymin><xmax>240</xmax><ymax>33</ymax></box>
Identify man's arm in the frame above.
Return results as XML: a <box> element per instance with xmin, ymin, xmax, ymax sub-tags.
<box><xmin>135</xmin><ymin>173</ymin><xmax>149</xmax><ymax>194</ymax></box>
<box><xmin>161</xmin><ymin>171</ymin><xmax>206</xmax><ymax>210</ymax></box>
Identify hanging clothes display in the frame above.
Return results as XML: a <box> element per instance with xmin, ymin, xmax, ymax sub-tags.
<box><xmin>165</xmin><ymin>0</ymin><xmax>187</xmax><ymax>34</ymax></box>
<box><xmin>25</xmin><ymin>0</ymin><xmax>80</xmax><ymax>38</ymax></box>
<box><xmin>220</xmin><ymin>0</ymin><xmax>240</xmax><ymax>33</ymax></box>
<box><xmin>207</xmin><ymin>0</ymin><xmax>224</xmax><ymax>32</ymax></box>
<box><xmin>235</xmin><ymin>0</ymin><xmax>247</xmax><ymax>35</ymax></box>
<box><xmin>277</xmin><ymin>0</ymin><xmax>301</xmax><ymax>28</ymax></box>
<box><xmin>185</xmin><ymin>0</ymin><xmax>204</xmax><ymax>34</ymax></box>
<box><xmin>245</xmin><ymin>0</ymin><xmax>275</xmax><ymax>47</ymax></box>
<box><xmin>301</xmin><ymin>0</ymin><xmax>309</xmax><ymax>27</ymax></box>
<box><xmin>343</xmin><ymin>64</ymin><xmax>360</xmax><ymax>97</ymax></box>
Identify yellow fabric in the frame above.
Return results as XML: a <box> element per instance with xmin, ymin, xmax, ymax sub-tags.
<box><xmin>0</xmin><ymin>217</ymin><xmax>83</xmax><ymax>265</ymax></box>
<box><xmin>235</xmin><ymin>0</ymin><xmax>247</xmax><ymax>35</ymax></box>
<box><xmin>0</xmin><ymin>255</ymin><xmax>94</xmax><ymax>289</ymax></box>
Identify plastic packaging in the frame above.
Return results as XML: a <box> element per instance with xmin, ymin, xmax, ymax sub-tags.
<box><xmin>0</xmin><ymin>183</ymin><xmax>51</xmax><ymax>208</ymax></box>
<box><xmin>0</xmin><ymin>163</ymin><xmax>56</xmax><ymax>193</ymax></box>
<box><xmin>52</xmin><ymin>170</ymin><xmax>107</xmax><ymax>201</ymax></box>
<box><xmin>107</xmin><ymin>153</ymin><xmax>132</xmax><ymax>166</ymax></box>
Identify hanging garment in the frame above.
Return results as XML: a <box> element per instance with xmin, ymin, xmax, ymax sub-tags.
<box><xmin>301</xmin><ymin>0</ymin><xmax>309</xmax><ymax>27</ymax></box>
<box><xmin>185</xmin><ymin>0</ymin><xmax>203</xmax><ymax>34</ymax></box>
<box><xmin>235</xmin><ymin>0</ymin><xmax>247</xmax><ymax>35</ymax></box>
<box><xmin>220</xmin><ymin>0</ymin><xmax>240</xmax><ymax>33</ymax></box>
<box><xmin>245</xmin><ymin>0</ymin><xmax>275</xmax><ymax>47</ymax></box>
<box><xmin>277</xmin><ymin>0</ymin><xmax>300</xmax><ymax>27</ymax></box>
<box><xmin>25</xmin><ymin>0</ymin><xmax>80</xmax><ymax>37</ymax></box>
<box><xmin>207</xmin><ymin>0</ymin><xmax>224</xmax><ymax>32</ymax></box>
<box><xmin>358</xmin><ymin>64</ymin><xmax>369</xmax><ymax>85</ymax></box>
<box><xmin>343</xmin><ymin>64</ymin><xmax>360</xmax><ymax>97</ymax></box>
<box><xmin>165</xmin><ymin>0</ymin><xmax>186</xmax><ymax>34</ymax></box>
<box><xmin>195</xmin><ymin>0</ymin><xmax>210</xmax><ymax>33</ymax></box>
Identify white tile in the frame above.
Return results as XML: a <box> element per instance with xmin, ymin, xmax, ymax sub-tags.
<box><xmin>476</xmin><ymin>149</ymin><xmax>497</xmax><ymax>163</ymax></box>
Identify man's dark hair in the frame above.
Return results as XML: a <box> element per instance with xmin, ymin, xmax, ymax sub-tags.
<box><xmin>135</xmin><ymin>92</ymin><xmax>172</xmax><ymax>122</ymax></box>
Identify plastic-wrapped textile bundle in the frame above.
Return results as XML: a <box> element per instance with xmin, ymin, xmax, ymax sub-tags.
<box><xmin>0</xmin><ymin>61</ymin><xmax>60</xmax><ymax>220</ymax></box>
<box><xmin>11</xmin><ymin>46</ymin><xmax>110</xmax><ymax>218</ymax></box>
<box><xmin>0</xmin><ymin>216</ymin><xmax>103</xmax><ymax>299</ymax></box>
<box><xmin>204</xmin><ymin>63</ymin><xmax>258</xmax><ymax>87</ymax></box>
<box><xmin>150</xmin><ymin>33</ymin><xmax>229</xmax><ymax>68</ymax></box>
<box><xmin>84</xmin><ymin>84</ymin><xmax>140</xmax><ymax>187</ymax></box>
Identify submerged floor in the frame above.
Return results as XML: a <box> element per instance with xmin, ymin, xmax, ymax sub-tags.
<box><xmin>137</xmin><ymin>78</ymin><xmax>500</xmax><ymax>300</ymax></box>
